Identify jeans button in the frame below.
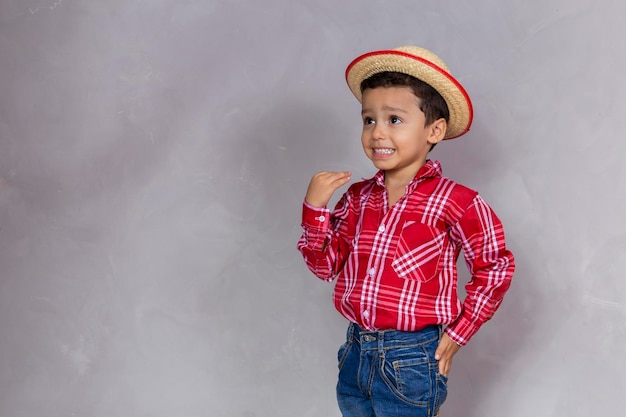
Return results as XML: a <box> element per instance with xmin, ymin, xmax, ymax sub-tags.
<box><xmin>363</xmin><ymin>335</ymin><xmax>376</xmax><ymax>343</ymax></box>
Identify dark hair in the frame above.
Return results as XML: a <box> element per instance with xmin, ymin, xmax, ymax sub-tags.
<box><xmin>360</xmin><ymin>71</ymin><xmax>449</xmax><ymax>126</ymax></box>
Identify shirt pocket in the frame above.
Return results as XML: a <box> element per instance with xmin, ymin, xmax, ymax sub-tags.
<box><xmin>391</xmin><ymin>221</ymin><xmax>447</xmax><ymax>283</ymax></box>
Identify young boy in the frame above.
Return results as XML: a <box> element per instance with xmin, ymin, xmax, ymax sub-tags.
<box><xmin>297</xmin><ymin>46</ymin><xmax>515</xmax><ymax>417</ymax></box>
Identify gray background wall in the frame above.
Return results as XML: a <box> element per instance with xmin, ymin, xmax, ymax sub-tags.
<box><xmin>1</xmin><ymin>0</ymin><xmax>624</xmax><ymax>416</ymax></box>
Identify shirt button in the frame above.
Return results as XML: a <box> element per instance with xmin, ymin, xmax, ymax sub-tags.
<box><xmin>363</xmin><ymin>310</ymin><xmax>370</xmax><ymax>318</ymax></box>
<box><xmin>316</xmin><ymin>215</ymin><xmax>325</xmax><ymax>222</ymax></box>
<box><xmin>378</xmin><ymin>225</ymin><xmax>385</xmax><ymax>232</ymax></box>
<box><xmin>368</xmin><ymin>268</ymin><xmax>375</xmax><ymax>276</ymax></box>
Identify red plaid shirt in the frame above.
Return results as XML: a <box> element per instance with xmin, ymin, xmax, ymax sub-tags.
<box><xmin>297</xmin><ymin>160</ymin><xmax>514</xmax><ymax>345</ymax></box>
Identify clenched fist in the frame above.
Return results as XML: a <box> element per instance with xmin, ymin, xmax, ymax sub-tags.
<box><xmin>305</xmin><ymin>171</ymin><xmax>352</xmax><ymax>208</ymax></box>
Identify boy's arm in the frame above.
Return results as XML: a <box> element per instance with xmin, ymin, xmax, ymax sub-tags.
<box><xmin>446</xmin><ymin>194</ymin><xmax>515</xmax><ymax>346</ymax></box>
<box><xmin>297</xmin><ymin>196</ymin><xmax>353</xmax><ymax>281</ymax></box>
<box><xmin>297</xmin><ymin>171</ymin><xmax>354</xmax><ymax>281</ymax></box>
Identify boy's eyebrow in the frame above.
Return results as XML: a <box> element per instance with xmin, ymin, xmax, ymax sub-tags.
<box><xmin>361</xmin><ymin>105</ymin><xmax>409</xmax><ymax>115</ymax></box>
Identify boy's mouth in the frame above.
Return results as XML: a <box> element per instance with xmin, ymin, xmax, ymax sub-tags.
<box><xmin>372</xmin><ymin>148</ymin><xmax>395</xmax><ymax>155</ymax></box>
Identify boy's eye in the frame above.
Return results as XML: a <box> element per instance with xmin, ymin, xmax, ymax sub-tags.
<box><xmin>363</xmin><ymin>117</ymin><xmax>375</xmax><ymax>125</ymax></box>
<box><xmin>390</xmin><ymin>116</ymin><xmax>402</xmax><ymax>124</ymax></box>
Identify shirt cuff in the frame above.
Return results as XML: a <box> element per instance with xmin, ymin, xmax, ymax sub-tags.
<box><xmin>444</xmin><ymin>314</ymin><xmax>481</xmax><ymax>346</ymax></box>
<box><xmin>301</xmin><ymin>201</ymin><xmax>331</xmax><ymax>250</ymax></box>
<box><xmin>302</xmin><ymin>201</ymin><xmax>330</xmax><ymax>228</ymax></box>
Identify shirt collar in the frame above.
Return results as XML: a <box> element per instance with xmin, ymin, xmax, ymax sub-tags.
<box><xmin>371</xmin><ymin>160</ymin><xmax>443</xmax><ymax>189</ymax></box>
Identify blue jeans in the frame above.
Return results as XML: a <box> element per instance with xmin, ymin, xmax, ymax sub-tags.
<box><xmin>336</xmin><ymin>323</ymin><xmax>448</xmax><ymax>417</ymax></box>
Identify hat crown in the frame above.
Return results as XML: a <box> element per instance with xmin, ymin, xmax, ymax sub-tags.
<box><xmin>392</xmin><ymin>46</ymin><xmax>450</xmax><ymax>73</ymax></box>
<box><xmin>345</xmin><ymin>45</ymin><xmax>473</xmax><ymax>139</ymax></box>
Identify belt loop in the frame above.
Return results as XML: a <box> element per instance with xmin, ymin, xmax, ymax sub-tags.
<box><xmin>378</xmin><ymin>330</ymin><xmax>384</xmax><ymax>356</ymax></box>
<box><xmin>347</xmin><ymin>322</ymin><xmax>355</xmax><ymax>342</ymax></box>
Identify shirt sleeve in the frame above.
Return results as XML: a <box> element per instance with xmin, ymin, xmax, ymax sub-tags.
<box><xmin>296</xmin><ymin>192</ymin><xmax>354</xmax><ymax>282</ymax></box>
<box><xmin>445</xmin><ymin>195</ymin><xmax>515</xmax><ymax>345</ymax></box>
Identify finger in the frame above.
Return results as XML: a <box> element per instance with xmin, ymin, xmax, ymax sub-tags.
<box><xmin>438</xmin><ymin>359</ymin><xmax>449</xmax><ymax>376</ymax></box>
<box><xmin>324</xmin><ymin>171</ymin><xmax>351</xmax><ymax>181</ymax></box>
<box><xmin>434</xmin><ymin>342</ymin><xmax>444</xmax><ymax>360</ymax></box>
<box><xmin>315</xmin><ymin>170</ymin><xmax>350</xmax><ymax>177</ymax></box>
<box><xmin>332</xmin><ymin>172</ymin><xmax>351</xmax><ymax>186</ymax></box>
<box><xmin>320</xmin><ymin>172</ymin><xmax>351</xmax><ymax>190</ymax></box>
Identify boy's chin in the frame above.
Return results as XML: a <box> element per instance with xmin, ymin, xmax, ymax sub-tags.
<box><xmin>369</xmin><ymin>160</ymin><xmax>393</xmax><ymax>171</ymax></box>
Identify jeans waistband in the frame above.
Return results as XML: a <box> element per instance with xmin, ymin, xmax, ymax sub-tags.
<box><xmin>348</xmin><ymin>322</ymin><xmax>441</xmax><ymax>351</ymax></box>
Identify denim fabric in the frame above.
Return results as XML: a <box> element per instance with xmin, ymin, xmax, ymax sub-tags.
<box><xmin>336</xmin><ymin>323</ymin><xmax>447</xmax><ymax>417</ymax></box>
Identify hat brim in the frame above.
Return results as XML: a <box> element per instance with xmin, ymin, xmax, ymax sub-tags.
<box><xmin>345</xmin><ymin>50</ymin><xmax>473</xmax><ymax>140</ymax></box>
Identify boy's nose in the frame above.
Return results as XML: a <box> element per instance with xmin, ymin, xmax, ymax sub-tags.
<box><xmin>371</xmin><ymin>123</ymin><xmax>386</xmax><ymax>140</ymax></box>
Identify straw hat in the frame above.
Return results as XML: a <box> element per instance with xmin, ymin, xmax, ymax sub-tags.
<box><xmin>345</xmin><ymin>46</ymin><xmax>473</xmax><ymax>139</ymax></box>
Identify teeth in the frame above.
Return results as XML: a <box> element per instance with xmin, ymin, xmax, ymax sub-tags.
<box><xmin>373</xmin><ymin>148</ymin><xmax>394</xmax><ymax>154</ymax></box>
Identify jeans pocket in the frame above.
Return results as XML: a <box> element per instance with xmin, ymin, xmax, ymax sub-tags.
<box><xmin>337</xmin><ymin>341</ymin><xmax>351</xmax><ymax>371</ymax></box>
<box><xmin>379</xmin><ymin>347</ymin><xmax>433</xmax><ymax>406</ymax></box>
<box><xmin>434</xmin><ymin>372</ymin><xmax>448</xmax><ymax>411</ymax></box>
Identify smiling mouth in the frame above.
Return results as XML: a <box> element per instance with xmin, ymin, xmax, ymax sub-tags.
<box><xmin>373</xmin><ymin>148</ymin><xmax>395</xmax><ymax>155</ymax></box>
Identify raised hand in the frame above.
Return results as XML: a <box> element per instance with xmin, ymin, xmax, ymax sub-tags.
<box><xmin>304</xmin><ymin>171</ymin><xmax>352</xmax><ymax>208</ymax></box>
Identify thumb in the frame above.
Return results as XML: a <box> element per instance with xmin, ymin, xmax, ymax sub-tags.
<box><xmin>434</xmin><ymin>344</ymin><xmax>443</xmax><ymax>360</ymax></box>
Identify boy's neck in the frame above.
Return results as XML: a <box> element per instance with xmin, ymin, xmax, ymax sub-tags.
<box><xmin>383</xmin><ymin>162</ymin><xmax>426</xmax><ymax>190</ymax></box>
<box><xmin>384</xmin><ymin>174</ymin><xmax>412</xmax><ymax>190</ymax></box>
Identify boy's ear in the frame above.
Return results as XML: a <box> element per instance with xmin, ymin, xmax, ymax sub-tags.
<box><xmin>428</xmin><ymin>118</ymin><xmax>447</xmax><ymax>145</ymax></box>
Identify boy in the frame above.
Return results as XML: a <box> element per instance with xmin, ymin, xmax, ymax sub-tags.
<box><xmin>297</xmin><ymin>46</ymin><xmax>515</xmax><ymax>417</ymax></box>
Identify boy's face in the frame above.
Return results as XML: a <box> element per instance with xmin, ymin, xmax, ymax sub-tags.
<box><xmin>360</xmin><ymin>86</ymin><xmax>446</xmax><ymax>183</ymax></box>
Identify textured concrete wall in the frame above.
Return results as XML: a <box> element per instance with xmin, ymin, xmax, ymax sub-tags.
<box><xmin>1</xmin><ymin>0</ymin><xmax>624</xmax><ymax>416</ymax></box>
